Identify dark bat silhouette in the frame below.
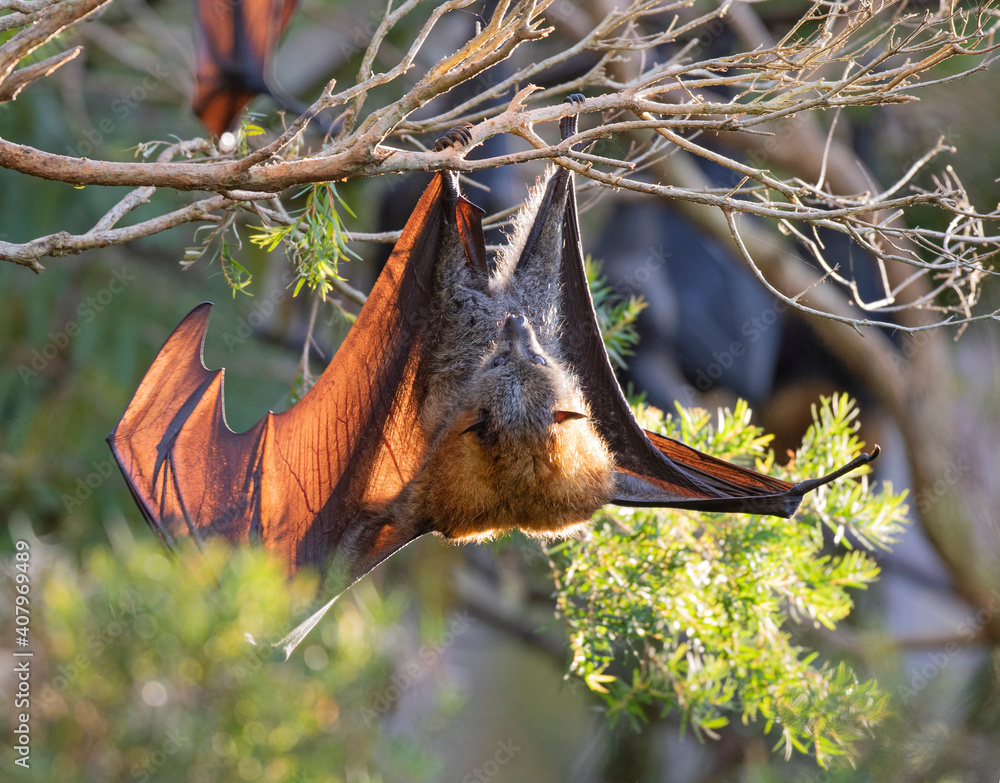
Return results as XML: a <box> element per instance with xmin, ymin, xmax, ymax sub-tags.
<box><xmin>109</xmin><ymin>98</ymin><xmax>878</xmax><ymax>655</ymax></box>
<box><xmin>193</xmin><ymin>0</ymin><xmax>317</xmax><ymax>137</ymax></box>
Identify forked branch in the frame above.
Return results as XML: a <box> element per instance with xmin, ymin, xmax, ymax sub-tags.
<box><xmin>0</xmin><ymin>0</ymin><xmax>998</xmax><ymax>334</ymax></box>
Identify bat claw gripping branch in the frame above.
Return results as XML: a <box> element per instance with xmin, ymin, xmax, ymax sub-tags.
<box><xmin>561</xmin><ymin>93</ymin><xmax>586</xmax><ymax>146</ymax></box>
<box><xmin>434</xmin><ymin>122</ymin><xmax>475</xmax><ymax>152</ymax></box>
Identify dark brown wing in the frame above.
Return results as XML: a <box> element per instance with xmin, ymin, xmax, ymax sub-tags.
<box><xmin>108</xmin><ymin>173</ymin><xmax>478</xmax><ymax>588</ymax></box>
<box><xmin>193</xmin><ymin>0</ymin><xmax>298</xmax><ymax>136</ymax></box>
<box><xmin>545</xmin><ymin>103</ymin><xmax>878</xmax><ymax>518</ymax></box>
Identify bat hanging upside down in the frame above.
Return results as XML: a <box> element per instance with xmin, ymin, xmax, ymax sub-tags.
<box><xmin>108</xmin><ymin>96</ymin><xmax>878</xmax><ymax>654</ymax></box>
<box><xmin>192</xmin><ymin>0</ymin><xmax>300</xmax><ymax>137</ymax></box>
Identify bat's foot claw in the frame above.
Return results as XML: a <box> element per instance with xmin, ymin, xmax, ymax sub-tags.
<box><xmin>560</xmin><ymin>95</ymin><xmax>585</xmax><ymax>142</ymax></box>
<box><xmin>434</xmin><ymin>122</ymin><xmax>475</xmax><ymax>152</ymax></box>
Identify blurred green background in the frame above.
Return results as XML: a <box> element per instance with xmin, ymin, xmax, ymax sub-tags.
<box><xmin>3</xmin><ymin>1</ymin><xmax>1000</xmax><ymax>782</ymax></box>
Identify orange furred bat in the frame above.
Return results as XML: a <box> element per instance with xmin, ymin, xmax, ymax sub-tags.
<box><xmin>193</xmin><ymin>0</ymin><xmax>299</xmax><ymax>136</ymax></box>
<box><xmin>109</xmin><ymin>97</ymin><xmax>878</xmax><ymax>656</ymax></box>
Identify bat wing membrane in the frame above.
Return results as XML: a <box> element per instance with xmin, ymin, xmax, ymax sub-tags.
<box><xmin>541</xmin><ymin>112</ymin><xmax>875</xmax><ymax>517</ymax></box>
<box><xmin>193</xmin><ymin>0</ymin><xmax>299</xmax><ymax>136</ymax></box>
<box><xmin>264</xmin><ymin>174</ymin><xmax>457</xmax><ymax>572</ymax></box>
<box><xmin>109</xmin><ymin>174</ymin><xmax>464</xmax><ymax>578</ymax></box>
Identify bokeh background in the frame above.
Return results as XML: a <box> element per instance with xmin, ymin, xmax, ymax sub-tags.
<box><xmin>2</xmin><ymin>1</ymin><xmax>999</xmax><ymax>781</ymax></box>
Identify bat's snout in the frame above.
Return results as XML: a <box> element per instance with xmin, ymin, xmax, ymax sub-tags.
<box><xmin>500</xmin><ymin>314</ymin><xmax>546</xmax><ymax>363</ymax></box>
<box><xmin>502</xmin><ymin>313</ymin><xmax>531</xmax><ymax>341</ymax></box>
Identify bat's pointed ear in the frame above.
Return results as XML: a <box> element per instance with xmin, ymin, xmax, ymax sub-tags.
<box><xmin>460</xmin><ymin>417</ymin><xmax>488</xmax><ymax>436</ymax></box>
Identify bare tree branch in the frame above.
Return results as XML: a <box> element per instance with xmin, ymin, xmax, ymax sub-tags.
<box><xmin>0</xmin><ymin>0</ymin><xmax>110</xmax><ymax>79</ymax></box>
<box><xmin>1</xmin><ymin>0</ymin><xmax>998</xmax><ymax>334</ymax></box>
<box><xmin>0</xmin><ymin>46</ymin><xmax>81</xmax><ymax>102</ymax></box>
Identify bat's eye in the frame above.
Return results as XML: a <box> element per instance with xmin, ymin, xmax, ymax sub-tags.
<box><xmin>532</xmin><ymin>355</ymin><xmax>547</xmax><ymax>366</ymax></box>
<box><xmin>492</xmin><ymin>356</ymin><xmax>508</xmax><ymax>368</ymax></box>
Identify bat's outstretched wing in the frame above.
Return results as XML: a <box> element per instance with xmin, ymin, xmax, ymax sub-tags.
<box><xmin>109</xmin><ymin>173</ymin><xmax>484</xmax><ymax>588</ymax></box>
<box><xmin>544</xmin><ymin>99</ymin><xmax>878</xmax><ymax>518</ymax></box>
<box><xmin>193</xmin><ymin>0</ymin><xmax>299</xmax><ymax>136</ymax></box>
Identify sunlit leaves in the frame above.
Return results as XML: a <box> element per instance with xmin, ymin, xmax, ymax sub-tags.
<box><xmin>250</xmin><ymin>183</ymin><xmax>360</xmax><ymax>300</ymax></box>
<box><xmin>181</xmin><ymin>180</ymin><xmax>360</xmax><ymax>299</ymax></box>
<box><xmin>31</xmin><ymin>539</ymin><xmax>438</xmax><ymax>783</ymax></box>
<box><xmin>547</xmin><ymin>395</ymin><xmax>907</xmax><ymax>767</ymax></box>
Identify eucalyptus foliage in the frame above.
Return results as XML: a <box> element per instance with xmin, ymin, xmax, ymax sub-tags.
<box><xmin>250</xmin><ymin>183</ymin><xmax>360</xmax><ymax>300</ymax></box>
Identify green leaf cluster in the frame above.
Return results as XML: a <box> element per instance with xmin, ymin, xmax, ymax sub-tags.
<box><xmin>183</xmin><ymin>212</ymin><xmax>254</xmax><ymax>295</ymax></box>
<box><xmin>546</xmin><ymin>395</ymin><xmax>908</xmax><ymax>767</ymax></box>
<box><xmin>21</xmin><ymin>540</ymin><xmax>441</xmax><ymax>783</ymax></box>
<box><xmin>180</xmin><ymin>178</ymin><xmax>359</xmax><ymax>300</ymax></box>
<box><xmin>250</xmin><ymin>183</ymin><xmax>360</xmax><ymax>299</ymax></box>
<box><xmin>586</xmin><ymin>258</ymin><xmax>647</xmax><ymax>371</ymax></box>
